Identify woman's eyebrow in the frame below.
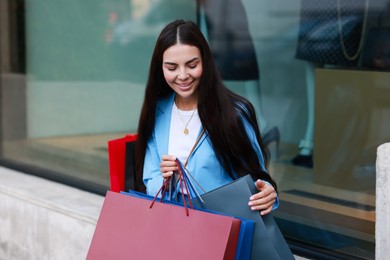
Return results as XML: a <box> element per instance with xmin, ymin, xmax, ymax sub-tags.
<box><xmin>185</xmin><ymin>57</ymin><xmax>200</xmax><ymax>64</ymax></box>
<box><xmin>163</xmin><ymin>61</ymin><xmax>177</xmax><ymax>66</ymax></box>
<box><xmin>163</xmin><ymin>57</ymin><xmax>200</xmax><ymax>66</ymax></box>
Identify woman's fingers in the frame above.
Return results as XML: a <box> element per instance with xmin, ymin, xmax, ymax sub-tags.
<box><xmin>160</xmin><ymin>155</ymin><xmax>177</xmax><ymax>178</ymax></box>
<box><xmin>248</xmin><ymin>179</ymin><xmax>277</xmax><ymax>215</ymax></box>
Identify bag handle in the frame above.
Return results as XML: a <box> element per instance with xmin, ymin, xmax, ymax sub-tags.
<box><xmin>150</xmin><ymin>129</ymin><xmax>207</xmax><ymax>215</ymax></box>
<box><xmin>337</xmin><ymin>0</ymin><xmax>370</xmax><ymax>61</ymax></box>
<box><xmin>165</xmin><ymin>129</ymin><xmax>207</xmax><ymax>197</ymax></box>
<box><xmin>150</xmin><ymin>159</ymin><xmax>196</xmax><ymax>216</ymax></box>
<box><xmin>176</xmin><ymin>159</ymin><xmax>205</xmax><ymax>205</ymax></box>
<box><xmin>179</xmin><ymin>129</ymin><xmax>207</xmax><ymax>194</ymax></box>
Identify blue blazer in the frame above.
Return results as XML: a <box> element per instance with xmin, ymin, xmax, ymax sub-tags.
<box><xmin>142</xmin><ymin>93</ymin><xmax>276</xmax><ymax>208</ymax></box>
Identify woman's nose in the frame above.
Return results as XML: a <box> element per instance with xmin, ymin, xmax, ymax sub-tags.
<box><xmin>177</xmin><ymin>69</ymin><xmax>189</xmax><ymax>80</ymax></box>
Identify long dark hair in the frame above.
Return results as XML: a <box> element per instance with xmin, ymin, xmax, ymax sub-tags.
<box><xmin>135</xmin><ymin>20</ymin><xmax>277</xmax><ymax>192</ymax></box>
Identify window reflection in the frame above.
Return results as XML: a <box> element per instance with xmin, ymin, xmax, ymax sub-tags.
<box><xmin>2</xmin><ymin>0</ymin><xmax>389</xmax><ymax>258</ymax></box>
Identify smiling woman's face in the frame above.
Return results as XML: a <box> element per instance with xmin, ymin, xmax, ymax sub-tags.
<box><xmin>162</xmin><ymin>43</ymin><xmax>203</xmax><ymax>109</ymax></box>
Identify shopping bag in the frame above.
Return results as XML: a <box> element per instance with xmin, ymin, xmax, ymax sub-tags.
<box><xmin>123</xmin><ymin>189</ymin><xmax>255</xmax><ymax>260</ymax></box>
<box><xmin>108</xmin><ymin>134</ymin><xmax>144</xmax><ymax>192</ymax></box>
<box><xmin>192</xmin><ymin>175</ymin><xmax>295</xmax><ymax>260</ymax></box>
<box><xmin>86</xmin><ymin>191</ymin><xmax>242</xmax><ymax>260</ymax></box>
<box><xmin>235</xmin><ymin>217</ymin><xmax>254</xmax><ymax>260</ymax></box>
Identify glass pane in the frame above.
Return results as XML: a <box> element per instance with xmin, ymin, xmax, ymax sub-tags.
<box><xmin>187</xmin><ymin>0</ymin><xmax>385</xmax><ymax>258</ymax></box>
<box><xmin>242</xmin><ymin>0</ymin><xmax>386</xmax><ymax>258</ymax></box>
<box><xmin>2</xmin><ymin>0</ymin><xmax>196</xmax><ymax>186</ymax></box>
<box><xmin>2</xmin><ymin>0</ymin><xmax>389</xmax><ymax>258</ymax></box>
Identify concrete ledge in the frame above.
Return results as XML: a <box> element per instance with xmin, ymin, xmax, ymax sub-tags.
<box><xmin>376</xmin><ymin>142</ymin><xmax>390</xmax><ymax>260</ymax></box>
<box><xmin>0</xmin><ymin>166</ymin><xmax>104</xmax><ymax>260</ymax></box>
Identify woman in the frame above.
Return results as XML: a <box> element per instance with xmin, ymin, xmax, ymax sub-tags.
<box><xmin>135</xmin><ymin>19</ymin><xmax>278</xmax><ymax>215</ymax></box>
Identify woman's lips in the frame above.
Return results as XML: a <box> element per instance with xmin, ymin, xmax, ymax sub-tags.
<box><xmin>176</xmin><ymin>81</ymin><xmax>193</xmax><ymax>90</ymax></box>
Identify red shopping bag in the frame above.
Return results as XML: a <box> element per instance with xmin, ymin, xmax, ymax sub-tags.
<box><xmin>86</xmin><ymin>191</ymin><xmax>241</xmax><ymax>260</ymax></box>
<box><xmin>108</xmin><ymin>134</ymin><xmax>139</xmax><ymax>192</ymax></box>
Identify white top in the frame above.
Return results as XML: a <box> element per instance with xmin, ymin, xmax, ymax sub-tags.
<box><xmin>168</xmin><ymin>102</ymin><xmax>202</xmax><ymax>164</ymax></box>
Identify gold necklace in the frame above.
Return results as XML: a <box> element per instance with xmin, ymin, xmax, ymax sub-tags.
<box><xmin>176</xmin><ymin>106</ymin><xmax>196</xmax><ymax>135</ymax></box>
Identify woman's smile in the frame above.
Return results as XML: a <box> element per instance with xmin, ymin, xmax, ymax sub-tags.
<box><xmin>176</xmin><ymin>80</ymin><xmax>194</xmax><ymax>89</ymax></box>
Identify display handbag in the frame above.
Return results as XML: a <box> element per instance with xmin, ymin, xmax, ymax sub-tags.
<box><xmin>191</xmin><ymin>174</ymin><xmax>295</xmax><ymax>260</ymax></box>
<box><xmin>87</xmin><ymin>158</ymin><xmax>253</xmax><ymax>260</ymax></box>
<box><xmin>295</xmin><ymin>0</ymin><xmax>369</xmax><ymax>66</ymax></box>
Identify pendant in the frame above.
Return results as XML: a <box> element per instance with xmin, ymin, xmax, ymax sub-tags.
<box><xmin>184</xmin><ymin>128</ymin><xmax>189</xmax><ymax>135</ymax></box>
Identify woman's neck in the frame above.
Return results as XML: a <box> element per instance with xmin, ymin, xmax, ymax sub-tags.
<box><xmin>175</xmin><ymin>95</ymin><xmax>198</xmax><ymax>111</ymax></box>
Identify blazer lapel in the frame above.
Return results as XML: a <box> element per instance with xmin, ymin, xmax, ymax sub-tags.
<box><xmin>154</xmin><ymin>94</ymin><xmax>175</xmax><ymax>158</ymax></box>
<box><xmin>187</xmin><ymin>127</ymin><xmax>207</xmax><ymax>161</ymax></box>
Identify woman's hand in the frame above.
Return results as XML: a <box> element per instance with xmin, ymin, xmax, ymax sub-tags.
<box><xmin>248</xmin><ymin>180</ymin><xmax>277</xmax><ymax>215</ymax></box>
<box><xmin>159</xmin><ymin>155</ymin><xmax>177</xmax><ymax>179</ymax></box>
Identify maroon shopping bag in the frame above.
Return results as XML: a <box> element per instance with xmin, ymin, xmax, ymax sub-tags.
<box><xmin>87</xmin><ymin>191</ymin><xmax>241</xmax><ymax>260</ymax></box>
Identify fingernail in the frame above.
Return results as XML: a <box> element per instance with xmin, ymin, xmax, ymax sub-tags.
<box><xmin>248</xmin><ymin>201</ymin><xmax>253</xmax><ymax>206</ymax></box>
<box><xmin>249</xmin><ymin>196</ymin><xmax>254</xmax><ymax>200</ymax></box>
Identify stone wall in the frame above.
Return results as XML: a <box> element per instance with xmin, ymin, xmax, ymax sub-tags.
<box><xmin>0</xmin><ymin>167</ymin><xmax>103</xmax><ymax>260</ymax></box>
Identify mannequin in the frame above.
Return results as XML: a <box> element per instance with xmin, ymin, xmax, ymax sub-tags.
<box><xmin>197</xmin><ymin>0</ymin><xmax>279</xmax><ymax>151</ymax></box>
<box><xmin>294</xmin><ymin>0</ymin><xmax>368</xmax><ymax>167</ymax></box>
<box><xmin>291</xmin><ymin>62</ymin><xmax>316</xmax><ymax>167</ymax></box>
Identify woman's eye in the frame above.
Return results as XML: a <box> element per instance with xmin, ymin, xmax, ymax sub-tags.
<box><xmin>167</xmin><ymin>67</ymin><xmax>176</xmax><ymax>71</ymax></box>
<box><xmin>188</xmin><ymin>64</ymin><xmax>197</xmax><ymax>69</ymax></box>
